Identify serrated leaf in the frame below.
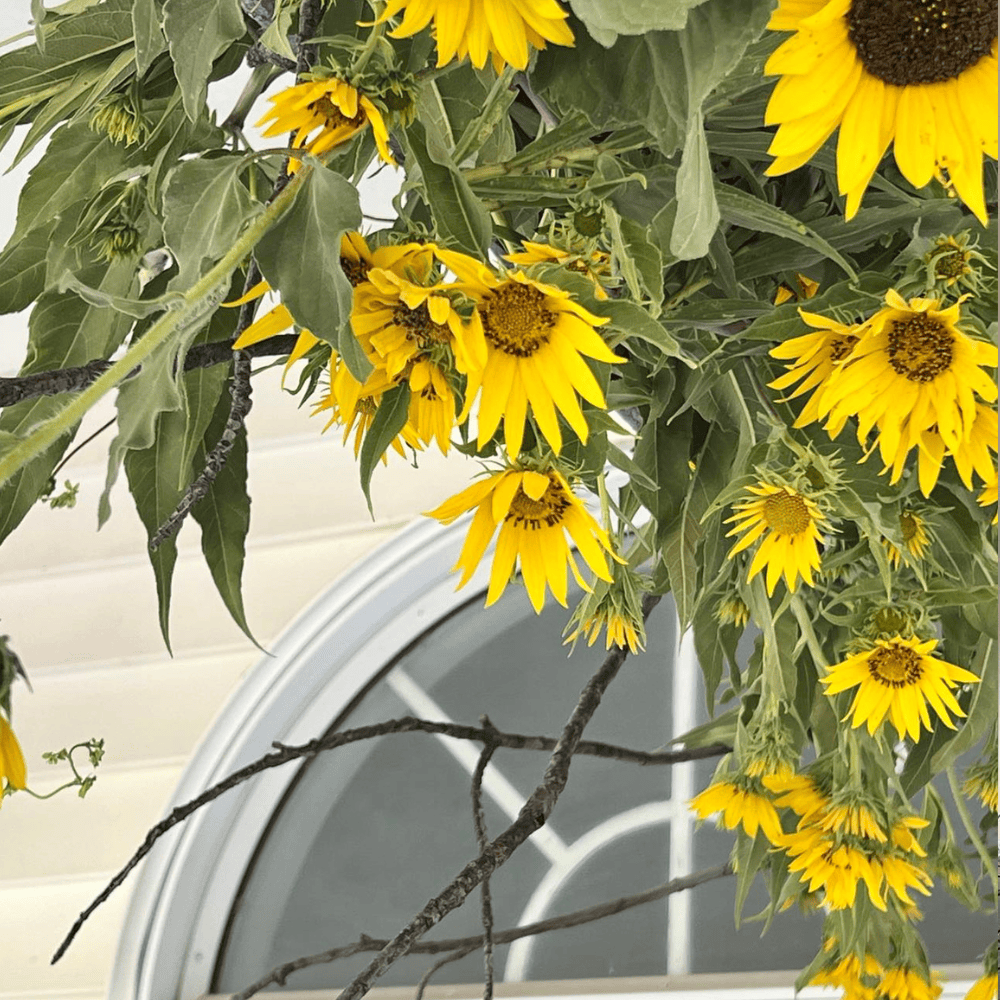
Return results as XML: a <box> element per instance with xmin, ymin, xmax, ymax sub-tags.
<box><xmin>358</xmin><ymin>384</ymin><xmax>411</xmax><ymax>514</ymax></box>
<box><xmin>0</xmin><ymin>260</ymin><xmax>135</xmax><ymax>548</ymax></box>
<box><xmin>162</xmin><ymin>0</ymin><xmax>245</xmax><ymax>122</ymax></box>
<box><xmin>162</xmin><ymin>155</ymin><xmax>259</xmax><ymax>287</ymax></box>
<box><xmin>254</xmin><ymin>162</ymin><xmax>365</xmax><ymax>378</ymax></box>
<box><xmin>191</xmin><ymin>374</ymin><xmax>259</xmax><ymax>646</ymax></box>
<box><xmin>408</xmin><ymin>119</ymin><xmax>491</xmax><ymax>257</ymax></box>
<box><xmin>133</xmin><ymin>0</ymin><xmax>167</xmax><ymax>75</ymax></box>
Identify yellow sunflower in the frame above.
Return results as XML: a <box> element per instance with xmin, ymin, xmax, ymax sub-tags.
<box><xmin>820</xmin><ymin>634</ymin><xmax>980</xmax><ymax>741</ymax></box>
<box><xmin>879</xmin><ymin>966</ymin><xmax>943</xmax><ymax>1000</ymax></box>
<box><xmin>504</xmin><ymin>241</ymin><xmax>613</xmax><ymax>299</ymax></box>
<box><xmin>769</xmin><ymin>308</ymin><xmax>864</xmax><ymax>430</ymax></box>
<box><xmin>776</xmin><ymin>826</ymin><xmax>885</xmax><ymax>909</ymax></box>
<box><xmin>963</xmin><ymin>756</ymin><xmax>999</xmax><ymax>813</ymax></box>
<box><xmin>715</xmin><ymin>594</ymin><xmax>750</xmax><ymax>629</ymax></box>
<box><xmin>565</xmin><ymin>605</ymin><xmax>645</xmax><ymax>654</ymax></box>
<box><xmin>817</xmin><ymin>290</ymin><xmax>998</xmax><ymax>467</ymax></box>
<box><xmin>966</xmin><ymin>974</ymin><xmax>999</xmax><ymax>1000</ymax></box>
<box><xmin>425</xmin><ymin>465</ymin><xmax>619</xmax><ymax>612</ymax></box>
<box><xmin>258</xmin><ymin>77</ymin><xmax>395</xmax><ymax>169</ymax></box>
<box><xmin>689</xmin><ymin>779</ymin><xmax>785</xmax><ymax>843</ymax></box>
<box><xmin>0</xmin><ymin>716</ymin><xmax>26</xmax><ymax>800</ymax></box>
<box><xmin>809</xmin><ymin>949</ymin><xmax>882</xmax><ymax>1000</ymax></box>
<box><xmin>434</xmin><ymin>248</ymin><xmax>623</xmax><ymax>457</ymax></box>
<box><xmin>883</xmin><ymin>509</ymin><xmax>930</xmax><ymax>568</ymax></box>
<box><xmin>406</xmin><ymin>359</ymin><xmax>458</xmax><ymax>453</ymax></box>
<box><xmin>763</xmin><ymin>771</ymin><xmax>831</xmax><ymax>821</ymax></box>
<box><xmin>351</xmin><ymin>266</ymin><xmax>487</xmax><ymax>379</ymax></box>
<box><xmin>773</xmin><ymin>272</ymin><xmax>821</xmax><ymax>305</ymax></box>
<box><xmin>726</xmin><ymin>481</ymin><xmax>829</xmax><ymax>596</ymax></box>
<box><xmin>816</xmin><ymin>797</ymin><xmax>886</xmax><ymax>842</ymax></box>
<box><xmin>374</xmin><ymin>0</ymin><xmax>575</xmax><ymax>72</ymax></box>
<box><xmin>978</xmin><ymin>472</ymin><xmax>999</xmax><ymax>522</ymax></box>
<box><xmin>764</xmin><ymin>0</ymin><xmax>998</xmax><ymax>221</ymax></box>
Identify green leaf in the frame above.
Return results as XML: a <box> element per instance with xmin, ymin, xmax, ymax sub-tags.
<box><xmin>0</xmin><ymin>0</ymin><xmax>132</xmax><ymax>113</ymax></box>
<box><xmin>716</xmin><ymin>184</ymin><xmax>858</xmax><ymax>279</ymax></box>
<box><xmin>0</xmin><ymin>218</ymin><xmax>56</xmax><ymax>314</ymax></box>
<box><xmin>191</xmin><ymin>374</ymin><xmax>259</xmax><ymax>646</ymax></box>
<box><xmin>597</xmin><ymin>299</ymin><xmax>691</xmax><ymax>362</ymax></box>
<box><xmin>671</xmin><ymin>112</ymin><xmax>718</xmax><ymax>260</ymax></box>
<box><xmin>162</xmin><ymin>155</ymin><xmax>259</xmax><ymax>287</ymax></box>
<box><xmin>56</xmin><ymin>272</ymin><xmax>180</xmax><ymax>317</ymax></box>
<box><xmin>663</xmin><ymin>504</ymin><xmax>701</xmax><ymax>627</ymax></box>
<box><xmin>6</xmin><ymin>121</ymin><xmax>130</xmax><ymax>245</ymax></box>
<box><xmin>133</xmin><ymin>0</ymin><xmax>167</xmax><ymax>76</ymax></box>
<box><xmin>162</xmin><ymin>0</ymin><xmax>245</xmax><ymax>121</ymax></box>
<box><xmin>0</xmin><ymin>260</ymin><xmax>135</xmax><ymax>547</ymax></box>
<box><xmin>254</xmin><ymin>162</ymin><xmax>364</xmax><ymax>377</ymax></box>
<box><xmin>631</xmin><ymin>410</ymin><xmax>692</xmax><ymax>525</ymax></box>
<box><xmin>358</xmin><ymin>384</ymin><xmax>410</xmax><ymax>515</ymax></box>
<box><xmin>407</xmin><ymin>119</ymin><xmax>491</xmax><ymax>258</ymax></box>
<box><xmin>123</xmin><ymin>403</ymin><xmax>187</xmax><ymax>651</ymax></box>
<box><xmin>568</xmin><ymin>0</ymin><xmax>707</xmax><ymax>43</ymax></box>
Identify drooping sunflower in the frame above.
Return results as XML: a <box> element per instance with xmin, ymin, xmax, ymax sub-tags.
<box><xmin>808</xmin><ymin>947</ymin><xmax>883</xmax><ymax>999</ymax></box>
<box><xmin>769</xmin><ymin>308</ymin><xmax>864</xmax><ymax>430</ymax></box>
<box><xmin>773</xmin><ymin>272</ymin><xmax>820</xmax><ymax>305</ymax></box>
<box><xmin>776</xmin><ymin>826</ymin><xmax>886</xmax><ymax>909</ymax></box>
<box><xmin>258</xmin><ymin>77</ymin><xmax>395</xmax><ymax>169</ymax></box>
<box><xmin>425</xmin><ymin>465</ymin><xmax>619</xmax><ymax>613</ymax></box>
<box><xmin>726</xmin><ymin>481</ymin><xmax>830</xmax><ymax>596</ymax></box>
<box><xmin>820</xmin><ymin>634</ymin><xmax>981</xmax><ymax>741</ymax></box>
<box><xmin>434</xmin><ymin>249</ymin><xmax>624</xmax><ymax>457</ymax></box>
<box><xmin>967</xmin><ymin>973</ymin><xmax>999</xmax><ymax>1000</ymax></box>
<box><xmin>963</xmin><ymin>755</ymin><xmax>999</xmax><ymax>813</ymax></box>
<box><xmin>406</xmin><ymin>359</ymin><xmax>459</xmax><ymax>454</ymax></box>
<box><xmin>978</xmin><ymin>472</ymin><xmax>999</xmax><ymax>522</ymax></box>
<box><xmin>816</xmin><ymin>796</ymin><xmax>887</xmax><ymax>842</ymax></box>
<box><xmin>504</xmin><ymin>241</ymin><xmax>613</xmax><ymax>299</ymax></box>
<box><xmin>763</xmin><ymin>771</ymin><xmax>832</xmax><ymax>822</ymax></box>
<box><xmin>879</xmin><ymin>966</ymin><xmax>943</xmax><ymax>1000</ymax></box>
<box><xmin>883</xmin><ymin>509</ymin><xmax>930</xmax><ymax>568</ymax></box>
<box><xmin>816</xmin><ymin>290</ymin><xmax>999</xmax><ymax>466</ymax></box>
<box><xmin>764</xmin><ymin>0</ymin><xmax>998</xmax><ymax>221</ymax></box>
<box><xmin>0</xmin><ymin>716</ymin><xmax>26</xmax><ymax>800</ymax></box>
<box><xmin>374</xmin><ymin>0</ymin><xmax>575</xmax><ymax>71</ymax></box>
<box><xmin>689</xmin><ymin>779</ymin><xmax>785</xmax><ymax>843</ymax></box>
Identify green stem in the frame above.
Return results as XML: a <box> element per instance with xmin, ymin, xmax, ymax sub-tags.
<box><xmin>663</xmin><ymin>277</ymin><xmax>712</xmax><ymax>312</ymax></box>
<box><xmin>23</xmin><ymin>781</ymin><xmax>81</xmax><ymax>800</ymax></box>
<box><xmin>452</xmin><ymin>65</ymin><xmax>515</xmax><ymax>166</ymax></box>
<box><xmin>789</xmin><ymin>594</ymin><xmax>828</xmax><ymax>671</ymax></box>
<box><xmin>0</xmin><ymin>165</ymin><xmax>312</xmax><ymax>489</ymax></box>
<box><xmin>350</xmin><ymin>2</ymin><xmax>385</xmax><ymax>77</ymax></box>
<box><xmin>463</xmin><ymin>145</ymin><xmax>608</xmax><ymax>183</ymax></box>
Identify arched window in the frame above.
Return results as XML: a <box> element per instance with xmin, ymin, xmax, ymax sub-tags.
<box><xmin>107</xmin><ymin>517</ymin><xmax>986</xmax><ymax>998</ymax></box>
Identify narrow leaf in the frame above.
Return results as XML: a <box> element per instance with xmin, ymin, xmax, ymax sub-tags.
<box><xmin>358</xmin><ymin>384</ymin><xmax>410</xmax><ymax>515</ymax></box>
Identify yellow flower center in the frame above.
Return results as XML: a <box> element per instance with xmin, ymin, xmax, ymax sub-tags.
<box><xmin>762</xmin><ymin>490</ymin><xmax>812</xmax><ymax>534</ymax></box>
<box><xmin>846</xmin><ymin>0</ymin><xmax>997</xmax><ymax>87</ymax></box>
<box><xmin>887</xmin><ymin>314</ymin><xmax>954</xmax><ymax>382</ymax></box>
<box><xmin>935</xmin><ymin>250</ymin><xmax>970</xmax><ymax>279</ymax></box>
<box><xmin>482</xmin><ymin>283</ymin><xmax>556</xmax><ymax>357</ymax></box>
<box><xmin>341</xmin><ymin>255</ymin><xmax>370</xmax><ymax>286</ymax></box>
<box><xmin>867</xmin><ymin>643</ymin><xmax>924</xmax><ymax>687</ymax></box>
<box><xmin>392</xmin><ymin>302</ymin><xmax>450</xmax><ymax>348</ymax></box>
<box><xmin>507</xmin><ymin>477</ymin><xmax>570</xmax><ymax>528</ymax></box>
<box><xmin>310</xmin><ymin>94</ymin><xmax>364</xmax><ymax>128</ymax></box>
<box><xmin>829</xmin><ymin>334</ymin><xmax>859</xmax><ymax>362</ymax></box>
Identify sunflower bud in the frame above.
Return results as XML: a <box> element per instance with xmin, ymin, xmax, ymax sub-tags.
<box><xmin>89</xmin><ymin>91</ymin><xmax>149</xmax><ymax>146</ymax></box>
<box><xmin>93</xmin><ymin>220</ymin><xmax>142</xmax><ymax>261</ymax></box>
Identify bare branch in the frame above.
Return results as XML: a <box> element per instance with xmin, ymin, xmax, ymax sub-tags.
<box><xmin>229</xmin><ymin>862</ymin><xmax>734</xmax><ymax>999</ymax></box>
<box><xmin>414</xmin><ymin>945</ymin><xmax>479</xmax><ymax>1000</ymax></box>
<box><xmin>330</xmin><ymin>594</ymin><xmax>663</xmax><ymax>1000</ymax></box>
<box><xmin>52</xmin><ymin>706</ymin><xmax>728</xmax><ymax>964</ymax></box>
<box><xmin>470</xmin><ymin>720</ymin><xmax>499</xmax><ymax>999</ymax></box>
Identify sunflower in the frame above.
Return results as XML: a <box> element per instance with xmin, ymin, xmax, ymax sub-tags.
<box><xmin>406</xmin><ymin>359</ymin><xmax>458</xmax><ymax>453</ymax></box>
<box><xmin>817</xmin><ymin>797</ymin><xmax>886</xmax><ymax>842</ymax></box>
<box><xmin>763</xmin><ymin>771</ymin><xmax>831</xmax><ymax>821</ymax></box>
<box><xmin>715</xmin><ymin>594</ymin><xmax>750</xmax><ymax>629</ymax></box>
<box><xmin>258</xmin><ymin>77</ymin><xmax>395</xmax><ymax>169</ymax></box>
<box><xmin>978</xmin><ymin>473</ymin><xmax>999</xmax><ymax>522</ymax></box>
<box><xmin>0</xmin><ymin>716</ymin><xmax>26</xmax><ymax>800</ymax></box>
<box><xmin>504</xmin><ymin>241</ymin><xmax>613</xmax><ymax>299</ymax></box>
<box><xmin>566</xmin><ymin>606</ymin><xmax>644</xmax><ymax>654</ymax></box>
<box><xmin>689</xmin><ymin>779</ymin><xmax>785</xmax><ymax>843</ymax></box>
<box><xmin>351</xmin><ymin>266</ymin><xmax>486</xmax><ymax>380</ymax></box>
<box><xmin>773</xmin><ymin>272</ymin><xmax>821</xmax><ymax>305</ymax></box>
<box><xmin>879</xmin><ymin>966</ymin><xmax>942</xmax><ymax>1000</ymax></box>
<box><xmin>374</xmin><ymin>0</ymin><xmax>575</xmax><ymax>72</ymax></box>
<box><xmin>883</xmin><ymin>509</ymin><xmax>930</xmax><ymax>568</ymax></box>
<box><xmin>776</xmin><ymin>826</ymin><xmax>885</xmax><ymax>909</ymax></box>
<box><xmin>816</xmin><ymin>290</ymin><xmax>998</xmax><ymax>467</ymax></box>
<box><xmin>963</xmin><ymin>755</ymin><xmax>999</xmax><ymax>813</ymax></box>
<box><xmin>769</xmin><ymin>308</ymin><xmax>864</xmax><ymax>429</ymax></box>
<box><xmin>809</xmin><ymin>949</ymin><xmax>883</xmax><ymax>1000</ymax></box>
<box><xmin>967</xmin><ymin>974</ymin><xmax>999</xmax><ymax>1000</ymax></box>
<box><xmin>820</xmin><ymin>634</ymin><xmax>980</xmax><ymax>741</ymax></box>
<box><xmin>434</xmin><ymin>249</ymin><xmax>624</xmax><ymax>457</ymax></box>
<box><xmin>764</xmin><ymin>0</ymin><xmax>998</xmax><ymax>222</ymax></box>
<box><xmin>726</xmin><ymin>481</ymin><xmax>830</xmax><ymax>596</ymax></box>
<box><xmin>425</xmin><ymin>465</ymin><xmax>619</xmax><ymax>612</ymax></box>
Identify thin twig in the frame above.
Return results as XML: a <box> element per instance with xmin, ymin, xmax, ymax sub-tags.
<box><xmin>229</xmin><ymin>862</ymin><xmax>733</xmax><ymax>999</ymax></box>
<box><xmin>49</xmin><ymin>417</ymin><xmax>115</xmax><ymax>478</ymax></box>
<box><xmin>470</xmin><ymin>719</ymin><xmax>499</xmax><ymax>999</ymax></box>
<box><xmin>52</xmin><ymin>709</ymin><xmax>729</xmax><ymax>964</ymax></box>
<box><xmin>331</xmin><ymin>594</ymin><xmax>663</xmax><ymax>1000</ymax></box>
<box><xmin>295</xmin><ymin>0</ymin><xmax>323</xmax><ymax>75</ymax></box>
<box><xmin>414</xmin><ymin>945</ymin><xmax>479</xmax><ymax>1000</ymax></box>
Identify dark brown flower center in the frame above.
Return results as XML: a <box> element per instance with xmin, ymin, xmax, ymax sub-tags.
<box><xmin>482</xmin><ymin>283</ymin><xmax>556</xmax><ymax>357</ymax></box>
<box><xmin>310</xmin><ymin>94</ymin><xmax>364</xmax><ymax>128</ymax></box>
<box><xmin>887</xmin><ymin>313</ymin><xmax>954</xmax><ymax>382</ymax></box>
<box><xmin>900</xmin><ymin>512</ymin><xmax>918</xmax><ymax>542</ymax></box>
<box><xmin>829</xmin><ymin>334</ymin><xmax>859</xmax><ymax>362</ymax></box>
<box><xmin>341</xmin><ymin>255</ymin><xmax>370</xmax><ymax>286</ymax></box>
<box><xmin>867</xmin><ymin>644</ymin><xmax>924</xmax><ymax>687</ymax></box>
<box><xmin>935</xmin><ymin>251</ymin><xmax>970</xmax><ymax>279</ymax></box>
<box><xmin>847</xmin><ymin>0</ymin><xmax>997</xmax><ymax>86</ymax></box>
<box><xmin>391</xmin><ymin>302</ymin><xmax>449</xmax><ymax>348</ymax></box>
<box><xmin>763</xmin><ymin>490</ymin><xmax>812</xmax><ymax>534</ymax></box>
<box><xmin>507</xmin><ymin>478</ymin><xmax>570</xmax><ymax>528</ymax></box>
